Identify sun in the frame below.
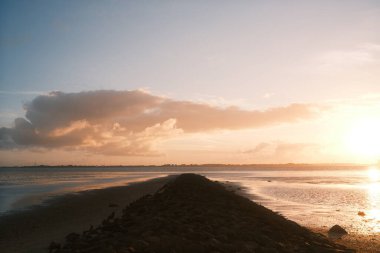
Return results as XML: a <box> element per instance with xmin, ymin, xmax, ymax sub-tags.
<box><xmin>345</xmin><ymin>118</ymin><xmax>380</xmax><ymax>158</ymax></box>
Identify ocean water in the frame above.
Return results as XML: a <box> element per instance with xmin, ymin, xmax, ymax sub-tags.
<box><xmin>0</xmin><ymin>165</ymin><xmax>379</xmax><ymax>235</ymax></box>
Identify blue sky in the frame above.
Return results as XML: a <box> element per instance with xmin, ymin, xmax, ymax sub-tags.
<box><xmin>2</xmin><ymin>1</ymin><xmax>379</xmax><ymax>105</ymax></box>
<box><xmin>1</xmin><ymin>1</ymin><xmax>380</xmax><ymax>165</ymax></box>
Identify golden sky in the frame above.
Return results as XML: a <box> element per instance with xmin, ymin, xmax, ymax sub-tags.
<box><xmin>0</xmin><ymin>1</ymin><xmax>379</xmax><ymax>165</ymax></box>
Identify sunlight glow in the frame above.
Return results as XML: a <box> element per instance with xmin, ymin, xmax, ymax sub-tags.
<box><xmin>368</xmin><ymin>167</ymin><xmax>380</xmax><ymax>182</ymax></box>
<box><xmin>345</xmin><ymin>118</ymin><xmax>380</xmax><ymax>158</ymax></box>
<box><xmin>366</xmin><ymin>181</ymin><xmax>380</xmax><ymax>232</ymax></box>
<box><xmin>365</xmin><ymin>167</ymin><xmax>380</xmax><ymax>232</ymax></box>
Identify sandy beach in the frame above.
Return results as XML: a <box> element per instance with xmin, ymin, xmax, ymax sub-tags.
<box><xmin>0</xmin><ymin>176</ymin><xmax>174</xmax><ymax>253</ymax></box>
<box><xmin>313</xmin><ymin>229</ymin><xmax>380</xmax><ymax>253</ymax></box>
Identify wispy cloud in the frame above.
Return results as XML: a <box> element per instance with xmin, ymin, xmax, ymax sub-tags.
<box><xmin>0</xmin><ymin>90</ymin><xmax>47</xmax><ymax>96</ymax></box>
<box><xmin>241</xmin><ymin>141</ymin><xmax>320</xmax><ymax>162</ymax></box>
<box><xmin>317</xmin><ymin>43</ymin><xmax>380</xmax><ymax>71</ymax></box>
<box><xmin>263</xmin><ymin>93</ymin><xmax>274</xmax><ymax>99</ymax></box>
<box><xmin>0</xmin><ymin>90</ymin><xmax>327</xmax><ymax>156</ymax></box>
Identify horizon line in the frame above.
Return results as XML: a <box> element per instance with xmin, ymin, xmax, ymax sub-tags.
<box><xmin>0</xmin><ymin>162</ymin><xmax>373</xmax><ymax>169</ymax></box>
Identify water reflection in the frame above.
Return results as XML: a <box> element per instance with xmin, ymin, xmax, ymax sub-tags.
<box><xmin>366</xmin><ymin>167</ymin><xmax>380</xmax><ymax>232</ymax></box>
<box><xmin>368</xmin><ymin>167</ymin><xmax>380</xmax><ymax>182</ymax></box>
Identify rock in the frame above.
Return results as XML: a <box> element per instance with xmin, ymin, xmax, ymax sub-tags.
<box><xmin>65</xmin><ymin>232</ymin><xmax>80</xmax><ymax>242</ymax></box>
<box><xmin>108</xmin><ymin>203</ymin><xmax>118</xmax><ymax>207</ymax></box>
<box><xmin>146</xmin><ymin>236</ymin><xmax>160</xmax><ymax>243</ymax></box>
<box><xmin>127</xmin><ymin>246</ymin><xmax>136</xmax><ymax>252</ymax></box>
<box><xmin>358</xmin><ymin>211</ymin><xmax>365</xmax><ymax>216</ymax></box>
<box><xmin>262</xmin><ymin>247</ymin><xmax>279</xmax><ymax>253</ymax></box>
<box><xmin>48</xmin><ymin>241</ymin><xmax>61</xmax><ymax>253</ymax></box>
<box><xmin>107</xmin><ymin>211</ymin><xmax>115</xmax><ymax>221</ymax></box>
<box><xmin>328</xmin><ymin>225</ymin><xmax>348</xmax><ymax>239</ymax></box>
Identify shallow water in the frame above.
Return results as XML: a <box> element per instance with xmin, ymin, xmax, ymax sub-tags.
<box><xmin>0</xmin><ymin>165</ymin><xmax>379</xmax><ymax>235</ymax></box>
<box><xmin>208</xmin><ymin>169</ymin><xmax>380</xmax><ymax>235</ymax></box>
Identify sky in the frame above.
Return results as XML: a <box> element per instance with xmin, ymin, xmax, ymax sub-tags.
<box><xmin>0</xmin><ymin>0</ymin><xmax>380</xmax><ymax>166</ymax></box>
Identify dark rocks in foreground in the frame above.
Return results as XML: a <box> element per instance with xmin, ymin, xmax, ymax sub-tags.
<box><xmin>51</xmin><ymin>174</ymin><xmax>355</xmax><ymax>253</ymax></box>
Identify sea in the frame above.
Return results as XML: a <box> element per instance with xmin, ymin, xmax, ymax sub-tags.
<box><xmin>1</xmin><ymin>165</ymin><xmax>379</xmax><ymax>235</ymax></box>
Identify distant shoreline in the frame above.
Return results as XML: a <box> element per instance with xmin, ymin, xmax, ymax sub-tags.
<box><xmin>0</xmin><ymin>163</ymin><xmax>371</xmax><ymax>169</ymax></box>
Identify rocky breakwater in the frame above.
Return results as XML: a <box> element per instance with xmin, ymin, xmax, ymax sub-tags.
<box><xmin>50</xmin><ymin>174</ymin><xmax>355</xmax><ymax>253</ymax></box>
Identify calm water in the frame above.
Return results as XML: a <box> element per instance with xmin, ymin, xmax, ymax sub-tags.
<box><xmin>0</xmin><ymin>166</ymin><xmax>379</xmax><ymax>235</ymax></box>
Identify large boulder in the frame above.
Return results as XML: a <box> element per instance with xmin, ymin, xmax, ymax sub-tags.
<box><xmin>328</xmin><ymin>225</ymin><xmax>348</xmax><ymax>239</ymax></box>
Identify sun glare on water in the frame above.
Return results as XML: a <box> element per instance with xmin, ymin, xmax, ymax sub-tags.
<box><xmin>365</xmin><ymin>167</ymin><xmax>380</xmax><ymax>232</ymax></box>
<box><xmin>345</xmin><ymin>118</ymin><xmax>380</xmax><ymax>159</ymax></box>
<box><xmin>368</xmin><ymin>167</ymin><xmax>380</xmax><ymax>182</ymax></box>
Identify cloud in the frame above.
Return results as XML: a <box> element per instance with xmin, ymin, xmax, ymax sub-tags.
<box><xmin>263</xmin><ymin>93</ymin><xmax>274</xmax><ymax>99</ymax></box>
<box><xmin>241</xmin><ymin>142</ymin><xmax>272</xmax><ymax>155</ymax></box>
<box><xmin>317</xmin><ymin>43</ymin><xmax>380</xmax><ymax>71</ymax></box>
<box><xmin>241</xmin><ymin>141</ymin><xmax>320</xmax><ymax>162</ymax></box>
<box><xmin>0</xmin><ymin>90</ymin><xmax>326</xmax><ymax>156</ymax></box>
<box><xmin>0</xmin><ymin>90</ymin><xmax>45</xmax><ymax>95</ymax></box>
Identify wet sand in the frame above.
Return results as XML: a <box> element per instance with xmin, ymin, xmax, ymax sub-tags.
<box><xmin>226</xmin><ymin>182</ymin><xmax>380</xmax><ymax>253</ymax></box>
<box><xmin>0</xmin><ymin>176</ymin><xmax>175</xmax><ymax>253</ymax></box>
<box><xmin>313</xmin><ymin>229</ymin><xmax>380</xmax><ymax>253</ymax></box>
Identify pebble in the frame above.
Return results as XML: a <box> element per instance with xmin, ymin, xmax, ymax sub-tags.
<box><xmin>357</xmin><ymin>211</ymin><xmax>365</xmax><ymax>217</ymax></box>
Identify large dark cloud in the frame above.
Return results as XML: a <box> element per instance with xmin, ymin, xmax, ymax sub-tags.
<box><xmin>0</xmin><ymin>90</ymin><xmax>327</xmax><ymax>156</ymax></box>
<box><xmin>24</xmin><ymin>90</ymin><xmax>163</xmax><ymax>131</ymax></box>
